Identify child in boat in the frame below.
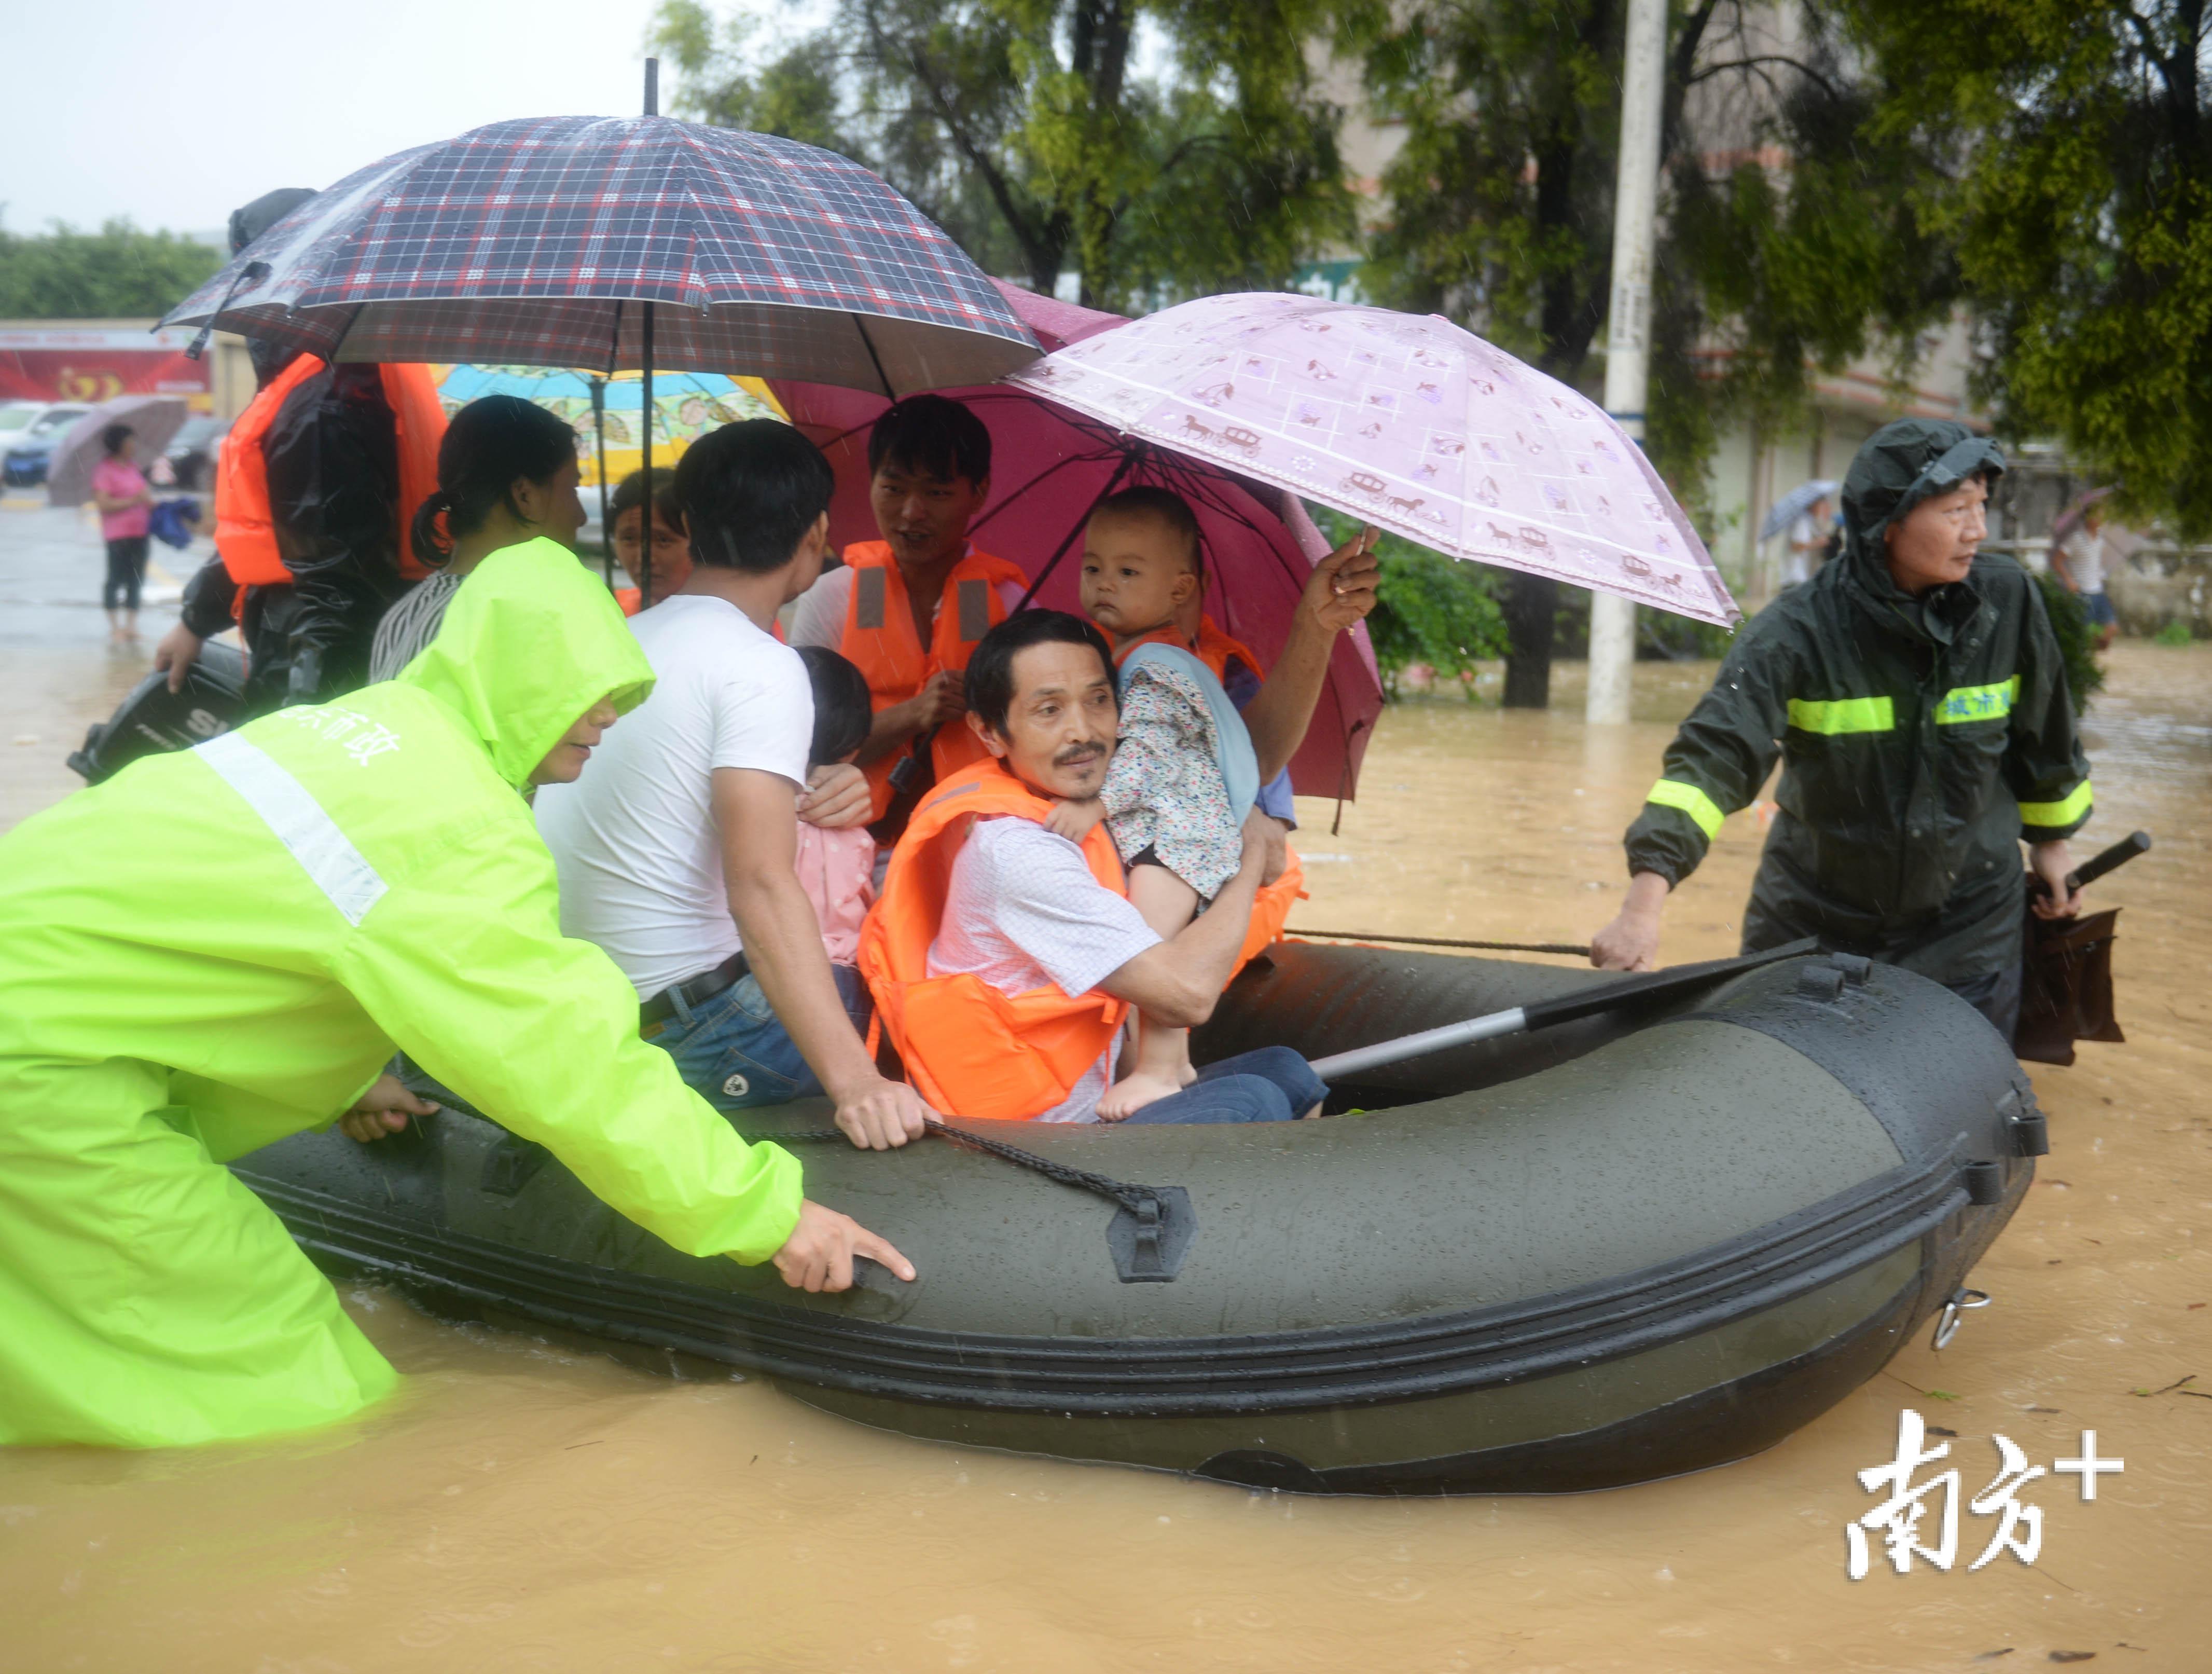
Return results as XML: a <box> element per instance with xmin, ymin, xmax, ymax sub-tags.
<box><xmin>794</xmin><ymin>646</ymin><xmax>879</xmax><ymax>966</ymax></box>
<box><xmin>1048</xmin><ymin>487</ymin><xmax>1261</xmax><ymax>1118</ymax></box>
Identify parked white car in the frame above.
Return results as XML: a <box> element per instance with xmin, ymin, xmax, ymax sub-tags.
<box><xmin>1</xmin><ymin>401</ymin><xmax>94</xmax><ymax>486</ymax></box>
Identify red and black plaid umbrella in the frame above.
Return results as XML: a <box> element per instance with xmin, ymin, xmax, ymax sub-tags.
<box><xmin>158</xmin><ymin>115</ymin><xmax>1037</xmax><ymax>396</ymax></box>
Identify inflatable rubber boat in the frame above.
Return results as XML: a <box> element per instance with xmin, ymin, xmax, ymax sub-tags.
<box><xmin>231</xmin><ymin>943</ymin><xmax>2044</xmax><ymax>1494</ymax></box>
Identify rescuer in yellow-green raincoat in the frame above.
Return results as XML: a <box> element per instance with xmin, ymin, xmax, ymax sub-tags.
<box><xmin>0</xmin><ymin>538</ymin><xmax>910</xmax><ymax>1449</ymax></box>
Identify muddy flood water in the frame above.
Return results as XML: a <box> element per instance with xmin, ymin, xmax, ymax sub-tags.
<box><xmin>4</xmin><ymin>641</ymin><xmax>2208</xmax><ymax>1672</ymax></box>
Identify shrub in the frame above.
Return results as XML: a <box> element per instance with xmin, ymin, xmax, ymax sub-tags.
<box><xmin>1307</xmin><ymin>505</ymin><xmax>1509</xmax><ymax>699</ymax></box>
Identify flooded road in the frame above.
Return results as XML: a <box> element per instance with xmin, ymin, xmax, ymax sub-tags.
<box><xmin>4</xmin><ymin>638</ymin><xmax>2208</xmax><ymax>1672</ymax></box>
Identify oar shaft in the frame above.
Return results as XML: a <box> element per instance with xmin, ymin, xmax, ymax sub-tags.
<box><xmin>1302</xmin><ymin>938</ymin><xmax>1820</xmax><ymax>1082</ymax></box>
<box><xmin>1308</xmin><ymin>1008</ymin><xmax>1527</xmax><ymax>1081</ymax></box>
<box><xmin>2069</xmin><ymin>829</ymin><xmax>2151</xmax><ymax>892</ymax></box>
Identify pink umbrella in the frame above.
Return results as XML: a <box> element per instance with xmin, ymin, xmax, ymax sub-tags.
<box><xmin>1004</xmin><ymin>291</ymin><xmax>1740</xmax><ymax>627</ymax></box>
<box><xmin>771</xmin><ymin>283</ymin><xmax>1385</xmax><ymax>800</ymax></box>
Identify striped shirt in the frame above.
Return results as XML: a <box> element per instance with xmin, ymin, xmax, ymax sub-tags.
<box><xmin>369</xmin><ymin>572</ymin><xmax>463</xmax><ymax>683</ymax></box>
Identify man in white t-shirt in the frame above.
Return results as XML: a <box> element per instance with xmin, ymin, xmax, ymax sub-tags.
<box><xmin>1781</xmin><ymin>496</ymin><xmax>1831</xmax><ymax>588</ymax></box>
<box><xmin>2053</xmin><ymin>504</ymin><xmax>2118</xmax><ymax>651</ymax></box>
<box><xmin>536</xmin><ymin>421</ymin><xmax>932</xmax><ymax>1150</ymax></box>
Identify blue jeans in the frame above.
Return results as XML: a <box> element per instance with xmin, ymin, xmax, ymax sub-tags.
<box><xmin>643</xmin><ymin>965</ymin><xmax>872</xmax><ymax>1112</ymax></box>
<box><xmin>1115</xmin><ymin>1046</ymin><xmax>1328</xmax><ymax>1125</ymax></box>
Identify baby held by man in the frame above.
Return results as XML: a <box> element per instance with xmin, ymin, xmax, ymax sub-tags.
<box><xmin>1048</xmin><ymin>487</ymin><xmax>1269</xmax><ymax>1118</ymax></box>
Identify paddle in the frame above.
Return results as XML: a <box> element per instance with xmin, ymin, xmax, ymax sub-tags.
<box><xmin>1306</xmin><ymin>937</ymin><xmax>1820</xmax><ymax>1081</ymax></box>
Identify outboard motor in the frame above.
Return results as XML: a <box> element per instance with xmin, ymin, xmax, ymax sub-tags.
<box><xmin>67</xmin><ymin>641</ymin><xmax>248</xmax><ymax>784</ymax></box>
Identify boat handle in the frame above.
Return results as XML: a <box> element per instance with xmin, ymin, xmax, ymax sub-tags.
<box><xmin>1931</xmin><ymin>1287</ymin><xmax>1992</xmax><ymax>1351</ymax></box>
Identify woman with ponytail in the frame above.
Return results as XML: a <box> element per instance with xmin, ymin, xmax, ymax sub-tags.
<box><xmin>368</xmin><ymin>395</ymin><xmax>584</xmax><ymax>681</ymax></box>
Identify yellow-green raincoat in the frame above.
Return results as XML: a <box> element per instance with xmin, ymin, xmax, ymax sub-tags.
<box><xmin>0</xmin><ymin>538</ymin><xmax>803</xmax><ymax>1447</ymax></box>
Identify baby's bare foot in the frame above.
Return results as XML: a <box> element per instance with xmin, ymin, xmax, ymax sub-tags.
<box><xmin>1097</xmin><ymin>1070</ymin><xmax>1183</xmax><ymax>1122</ymax></box>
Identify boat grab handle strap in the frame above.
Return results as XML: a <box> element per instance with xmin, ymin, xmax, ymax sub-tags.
<box><xmin>733</xmin><ymin>1117</ymin><xmax>1195</xmax><ymax>1283</ymax></box>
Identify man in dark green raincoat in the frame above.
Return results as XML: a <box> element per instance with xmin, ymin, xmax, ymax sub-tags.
<box><xmin>1590</xmin><ymin>418</ymin><xmax>2091</xmax><ymax>1036</ymax></box>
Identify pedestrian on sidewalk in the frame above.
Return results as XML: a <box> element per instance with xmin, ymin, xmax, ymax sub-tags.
<box><xmin>91</xmin><ymin>423</ymin><xmax>154</xmax><ymax>643</ymax></box>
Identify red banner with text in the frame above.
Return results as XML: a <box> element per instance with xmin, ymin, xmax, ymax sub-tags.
<box><xmin>0</xmin><ymin>325</ymin><xmax>213</xmax><ymax>410</ymax></box>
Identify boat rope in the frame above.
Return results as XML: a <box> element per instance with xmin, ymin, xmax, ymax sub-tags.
<box><xmin>741</xmin><ymin>1117</ymin><xmax>1169</xmax><ymax>1219</ymax></box>
<box><xmin>1287</xmin><ymin>926</ymin><xmax>1589</xmax><ymax>956</ymax></box>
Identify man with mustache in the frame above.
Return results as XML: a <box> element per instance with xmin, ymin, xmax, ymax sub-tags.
<box><xmin>859</xmin><ymin>611</ymin><xmax>1327</xmax><ymax>1125</ymax></box>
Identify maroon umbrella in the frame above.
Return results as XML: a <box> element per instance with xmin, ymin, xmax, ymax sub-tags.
<box><xmin>773</xmin><ymin>282</ymin><xmax>1384</xmax><ymax>801</ymax></box>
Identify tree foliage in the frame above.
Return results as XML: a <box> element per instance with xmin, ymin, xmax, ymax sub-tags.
<box><xmin>656</xmin><ymin>0</ymin><xmax>1354</xmax><ymax>311</ymax></box>
<box><xmin>1331</xmin><ymin>1</ymin><xmax>1959</xmax><ymax>702</ymax></box>
<box><xmin>0</xmin><ymin>219</ymin><xmax>220</xmax><ymax>319</ymax></box>
<box><xmin>1311</xmin><ymin>504</ymin><xmax>1509</xmax><ymax>697</ymax></box>
<box><xmin>1837</xmin><ymin>1</ymin><xmax>2212</xmax><ymax>538</ymax></box>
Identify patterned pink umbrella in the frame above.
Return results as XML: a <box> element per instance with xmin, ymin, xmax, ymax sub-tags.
<box><xmin>1004</xmin><ymin>291</ymin><xmax>1740</xmax><ymax>626</ymax></box>
<box><xmin>773</xmin><ymin>283</ymin><xmax>1384</xmax><ymax>800</ymax></box>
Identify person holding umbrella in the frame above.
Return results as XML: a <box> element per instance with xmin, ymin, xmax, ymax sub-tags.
<box><xmin>90</xmin><ymin>422</ymin><xmax>155</xmax><ymax>642</ymax></box>
<box><xmin>789</xmin><ymin>395</ymin><xmax>1030</xmax><ymax>839</ymax></box>
<box><xmin>1589</xmin><ymin>420</ymin><xmax>2092</xmax><ymax>1039</ymax></box>
<box><xmin>0</xmin><ymin>537</ymin><xmax>910</xmax><ymax>1450</ymax></box>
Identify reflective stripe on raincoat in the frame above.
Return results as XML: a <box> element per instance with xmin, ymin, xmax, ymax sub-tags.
<box><xmin>0</xmin><ymin>537</ymin><xmax>803</xmax><ymax>1448</ymax></box>
<box><xmin>1623</xmin><ymin>420</ymin><xmax>2092</xmax><ymax>985</ymax></box>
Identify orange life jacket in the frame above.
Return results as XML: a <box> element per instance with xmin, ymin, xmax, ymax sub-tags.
<box><xmin>215</xmin><ymin>360</ymin><xmax>444</xmax><ymax>588</ymax></box>
<box><xmin>858</xmin><ymin>759</ymin><xmax>1129</xmax><ymax>1121</ymax></box>
<box><xmin>1110</xmin><ymin>617</ymin><xmax>1306</xmax><ymax>966</ymax></box>
<box><xmin>1113</xmin><ymin>615</ymin><xmax>1264</xmax><ymax>689</ymax></box>
<box><xmin>838</xmin><ymin>542</ymin><xmax>1029</xmax><ymax>821</ymax></box>
<box><xmin>378</xmin><ymin>363</ymin><xmax>445</xmax><ymax>585</ymax></box>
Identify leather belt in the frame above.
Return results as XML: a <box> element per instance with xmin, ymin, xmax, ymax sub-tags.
<box><xmin>640</xmin><ymin>950</ymin><xmax>749</xmax><ymax>1028</ymax></box>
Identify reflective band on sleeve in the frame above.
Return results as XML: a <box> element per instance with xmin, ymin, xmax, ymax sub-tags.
<box><xmin>1786</xmin><ymin>695</ymin><xmax>1896</xmax><ymax>735</ymax></box>
<box><xmin>196</xmin><ymin>732</ymin><xmax>389</xmax><ymax>925</ymax></box>
<box><xmin>1647</xmin><ymin>778</ymin><xmax>1725</xmax><ymax>840</ymax></box>
<box><xmin>1936</xmin><ymin>676</ymin><xmax>2021</xmax><ymax>725</ymax></box>
<box><xmin>2020</xmin><ymin>779</ymin><xmax>2093</xmax><ymax>829</ymax></box>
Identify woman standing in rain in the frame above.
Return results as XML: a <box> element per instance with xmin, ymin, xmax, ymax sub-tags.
<box><xmin>91</xmin><ymin>423</ymin><xmax>155</xmax><ymax>643</ymax></box>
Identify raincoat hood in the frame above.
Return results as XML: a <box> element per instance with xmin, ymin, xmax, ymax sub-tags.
<box><xmin>1841</xmin><ymin>419</ymin><xmax>2006</xmax><ymax>569</ymax></box>
<box><xmin>397</xmin><ymin>537</ymin><xmax>655</xmax><ymax>787</ymax></box>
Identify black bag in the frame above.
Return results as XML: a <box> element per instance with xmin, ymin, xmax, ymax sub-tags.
<box><xmin>67</xmin><ymin>640</ymin><xmax>248</xmax><ymax>785</ymax></box>
<box><xmin>2014</xmin><ymin>905</ymin><xmax>2125</xmax><ymax>1067</ymax></box>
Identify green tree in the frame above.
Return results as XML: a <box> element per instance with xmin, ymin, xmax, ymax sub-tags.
<box><xmin>1333</xmin><ymin>1</ymin><xmax>1958</xmax><ymax>705</ymax></box>
<box><xmin>1311</xmin><ymin>504</ymin><xmax>1510</xmax><ymax>697</ymax></box>
<box><xmin>1837</xmin><ymin>1</ymin><xmax>2212</xmax><ymax>538</ymax></box>
<box><xmin>0</xmin><ymin>219</ymin><xmax>221</xmax><ymax>319</ymax></box>
<box><xmin>655</xmin><ymin>0</ymin><xmax>1355</xmax><ymax>311</ymax></box>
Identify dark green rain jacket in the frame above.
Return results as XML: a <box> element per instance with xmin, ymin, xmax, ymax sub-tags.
<box><xmin>1623</xmin><ymin>419</ymin><xmax>2093</xmax><ymax>984</ymax></box>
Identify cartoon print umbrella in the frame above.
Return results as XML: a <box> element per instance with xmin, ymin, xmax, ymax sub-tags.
<box><xmin>433</xmin><ymin>365</ymin><xmax>783</xmax><ymax>478</ymax></box>
<box><xmin>773</xmin><ymin>282</ymin><xmax>1384</xmax><ymax>799</ymax></box>
<box><xmin>1003</xmin><ymin>291</ymin><xmax>1740</xmax><ymax>626</ymax></box>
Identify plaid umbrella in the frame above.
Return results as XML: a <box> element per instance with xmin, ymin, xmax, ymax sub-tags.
<box><xmin>158</xmin><ymin>116</ymin><xmax>1036</xmax><ymax>396</ymax></box>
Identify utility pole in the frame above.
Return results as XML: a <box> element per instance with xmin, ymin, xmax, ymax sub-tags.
<box><xmin>1586</xmin><ymin>0</ymin><xmax>1668</xmax><ymax>726</ymax></box>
